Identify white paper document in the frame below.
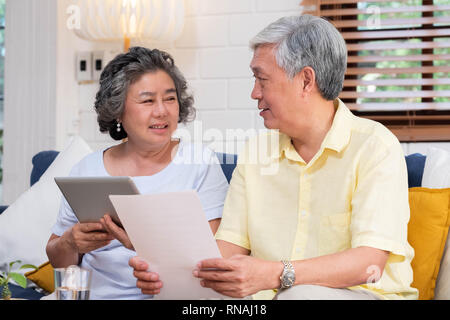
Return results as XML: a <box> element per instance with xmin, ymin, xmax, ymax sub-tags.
<box><xmin>109</xmin><ymin>190</ymin><xmax>227</xmax><ymax>300</ymax></box>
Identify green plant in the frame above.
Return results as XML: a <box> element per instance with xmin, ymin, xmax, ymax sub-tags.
<box><xmin>0</xmin><ymin>260</ymin><xmax>37</xmax><ymax>300</ymax></box>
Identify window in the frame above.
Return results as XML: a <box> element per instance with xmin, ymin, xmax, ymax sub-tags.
<box><xmin>0</xmin><ymin>0</ymin><xmax>4</xmax><ymax>188</ymax></box>
<box><xmin>305</xmin><ymin>0</ymin><xmax>450</xmax><ymax>141</ymax></box>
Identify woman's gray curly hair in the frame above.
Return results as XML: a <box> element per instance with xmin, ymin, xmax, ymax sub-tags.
<box><xmin>94</xmin><ymin>47</ymin><xmax>195</xmax><ymax>140</ymax></box>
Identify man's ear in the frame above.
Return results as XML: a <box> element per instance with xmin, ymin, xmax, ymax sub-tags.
<box><xmin>301</xmin><ymin>67</ymin><xmax>316</xmax><ymax>94</ymax></box>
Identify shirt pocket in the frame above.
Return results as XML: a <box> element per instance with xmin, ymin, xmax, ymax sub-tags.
<box><xmin>318</xmin><ymin>212</ymin><xmax>352</xmax><ymax>255</ymax></box>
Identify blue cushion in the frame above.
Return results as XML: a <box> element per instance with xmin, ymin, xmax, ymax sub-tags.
<box><xmin>217</xmin><ymin>152</ymin><xmax>426</xmax><ymax>188</ymax></box>
<box><xmin>8</xmin><ymin>283</ymin><xmax>45</xmax><ymax>300</ymax></box>
<box><xmin>30</xmin><ymin>151</ymin><xmax>59</xmax><ymax>186</ymax></box>
<box><xmin>0</xmin><ymin>205</ymin><xmax>8</xmax><ymax>215</ymax></box>
<box><xmin>405</xmin><ymin>153</ymin><xmax>426</xmax><ymax>188</ymax></box>
<box><xmin>216</xmin><ymin>153</ymin><xmax>237</xmax><ymax>184</ymax></box>
<box><xmin>0</xmin><ymin>150</ymin><xmax>426</xmax><ymax>216</ymax></box>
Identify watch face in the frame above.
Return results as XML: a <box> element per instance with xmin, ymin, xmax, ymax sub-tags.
<box><xmin>283</xmin><ymin>271</ymin><xmax>295</xmax><ymax>287</ymax></box>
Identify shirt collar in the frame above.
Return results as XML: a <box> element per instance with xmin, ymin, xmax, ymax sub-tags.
<box><xmin>272</xmin><ymin>99</ymin><xmax>353</xmax><ymax>161</ymax></box>
<box><xmin>321</xmin><ymin>98</ymin><xmax>353</xmax><ymax>153</ymax></box>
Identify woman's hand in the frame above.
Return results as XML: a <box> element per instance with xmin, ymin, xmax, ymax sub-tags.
<box><xmin>100</xmin><ymin>214</ymin><xmax>134</xmax><ymax>250</ymax></box>
<box><xmin>67</xmin><ymin>222</ymin><xmax>115</xmax><ymax>254</ymax></box>
<box><xmin>129</xmin><ymin>256</ymin><xmax>163</xmax><ymax>295</ymax></box>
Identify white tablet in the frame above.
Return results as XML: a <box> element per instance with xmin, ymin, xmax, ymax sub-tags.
<box><xmin>54</xmin><ymin>176</ymin><xmax>140</xmax><ymax>227</ymax></box>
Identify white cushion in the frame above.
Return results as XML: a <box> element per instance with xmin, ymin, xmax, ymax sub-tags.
<box><xmin>422</xmin><ymin>147</ymin><xmax>450</xmax><ymax>300</ymax></box>
<box><xmin>422</xmin><ymin>147</ymin><xmax>450</xmax><ymax>189</ymax></box>
<box><xmin>0</xmin><ymin>136</ymin><xmax>92</xmax><ymax>276</ymax></box>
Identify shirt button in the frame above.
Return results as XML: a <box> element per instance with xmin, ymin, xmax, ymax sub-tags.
<box><xmin>296</xmin><ymin>247</ymin><xmax>301</xmax><ymax>254</ymax></box>
<box><xmin>300</xmin><ymin>210</ymin><xmax>307</xmax><ymax>217</ymax></box>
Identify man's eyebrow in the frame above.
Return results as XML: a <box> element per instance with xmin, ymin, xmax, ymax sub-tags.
<box><xmin>250</xmin><ymin>66</ymin><xmax>266</xmax><ymax>76</ymax></box>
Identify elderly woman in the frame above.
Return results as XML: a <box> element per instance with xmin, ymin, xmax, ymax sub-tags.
<box><xmin>46</xmin><ymin>47</ymin><xmax>229</xmax><ymax>300</ymax></box>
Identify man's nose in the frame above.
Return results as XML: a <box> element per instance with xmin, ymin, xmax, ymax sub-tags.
<box><xmin>251</xmin><ymin>81</ymin><xmax>262</xmax><ymax>100</ymax></box>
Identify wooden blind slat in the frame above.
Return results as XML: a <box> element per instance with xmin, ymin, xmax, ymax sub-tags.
<box><xmin>348</xmin><ymin>54</ymin><xmax>450</xmax><ymax>63</ymax></box>
<box><xmin>320</xmin><ymin>0</ymin><xmax>397</xmax><ymax>4</ymax></box>
<box><xmin>321</xmin><ymin>5</ymin><xmax>450</xmax><ymax>17</ymax></box>
<box><xmin>362</xmin><ymin>114</ymin><xmax>450</xmax><ymax>121</ymax></box>
<box><xmin>343</xmin><ymin>78</ymin><xmax>450</xmax><ymax>86</ymax></box>
<box><xmin>346</xmin><ymin>41</ymin><xmax>450</xmax><ymax>51</ymax></box>
<box><xmin>346</xmin><ymin>66</ymin><xmax>450</xmax><ymax>75</ymax></box>
<box><xmin>312</xmin><ymin>0</ymin><xmax>450</xmax><ymax>141</ymax></box>
<box><xmin>340</xmin><ymin>90</ymin><xmax>450</xmax><ymax>99</ymax></box>
<box><xmin>332</xmin><ymin>16</ymin><xmax>450</xmax><ymax>28</ymax></box>
<box><xmin>298</xmin><ymin>0</ymin><xmax>317</xmax><ymax>6</ymax></box>
<box><xmin>346</xmin><ymin>102</ymin><xmax>450</xmax><ymax>111</ymax></box>
<box><xmin>342</xmin><ymin>29</ymin><xmax>450</xmax><ymax>40</ymax></box>
<box><xmin>389</xmin><ymin>126</ymin><xmax>450</xmax><ymax>142</ymax></box>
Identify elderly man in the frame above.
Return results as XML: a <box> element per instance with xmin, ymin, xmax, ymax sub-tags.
<box><xmin>129</xmin><ymin>15</ymin><xmax>418</xmax><ymax>300</ymax></box>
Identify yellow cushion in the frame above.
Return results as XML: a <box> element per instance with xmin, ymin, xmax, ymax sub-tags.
<box><xmin>408</xmin><ymin>188</ymin><xmax>450</xmax><ymax>300</ymax></box>
<box><xmin>25</xmin><ymin>261</ymin><xmax>55</xmax><ymax>293</ymax></box>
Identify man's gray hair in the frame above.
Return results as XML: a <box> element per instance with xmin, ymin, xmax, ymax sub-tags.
<box><xmin>250</xmin><ymin>15</ymin><xmax>347</xmax><ymax>101</ymax></box>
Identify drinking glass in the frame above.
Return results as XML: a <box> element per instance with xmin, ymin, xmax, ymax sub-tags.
<box><xmin>54</xmin><ymin>265</ymin><xmax>92</xmax><ymax>300</ymax></box>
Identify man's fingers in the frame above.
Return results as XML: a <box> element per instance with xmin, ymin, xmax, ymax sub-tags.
<box><xmin>201</xmin><ymin>280</ymin><xmax>235</xmax><ymax>293</ymax></box>
<box><xmin>201</xmin><ymin>280</ymin><xmax>246</xmax><ymax>298</ymax></box>
<box><xmin>197</xmin><ymin>258</ymin><xmax>236</xmax><ymax>271</ymax></box>
<box><xmin>194</xmin><ymin>269</ymin><xmax>235</xmax><ymax>282</ymax></box>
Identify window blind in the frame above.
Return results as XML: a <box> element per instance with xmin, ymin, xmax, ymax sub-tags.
<box><xmin>301</xmin><ymin>0</ymin><xmax>450</xmax><ymax>141</ymax></box>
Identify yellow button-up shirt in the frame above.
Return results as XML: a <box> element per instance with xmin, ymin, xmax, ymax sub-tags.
<box><xmin>215</xmin><ymin>99</ymin><xmax>418</xmax><ymax>300</ymax></box>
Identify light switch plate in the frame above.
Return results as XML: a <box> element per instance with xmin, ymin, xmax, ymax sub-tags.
<box><xmin>76</xmin><ymin>51</ymin><xmax>92</xmax><ymax>82</ymax></box>
<box><xmin>92</xmin><ymin>51</ymin><xmax>104</xmax><ymax>81</ymax></box>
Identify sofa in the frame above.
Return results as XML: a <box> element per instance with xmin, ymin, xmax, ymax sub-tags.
<box><xmin>1</xmin><ymin>144</ymin><xmax>449</xmax><ymax>300</ymax></box>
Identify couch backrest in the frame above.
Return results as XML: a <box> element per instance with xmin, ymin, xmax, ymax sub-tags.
<box><xmin>405</xmin><ymin>153</ymin><xmax>426</xmax><ymax>188</ymax></box>
<box><xmin>30</xmin><ymin>151</ymin><xmax>59</xmax><ymax>187</ymax></box>
<box><xmin>28</xmin><ymin>151</ymin><xmax>426</xmax><ymax>188</ymax></box>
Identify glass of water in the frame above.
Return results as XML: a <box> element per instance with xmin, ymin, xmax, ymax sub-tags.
<box><xmin>54</xmin><ymin>265</ymin><xmax>92</xmax><ymax>300</ymax></box>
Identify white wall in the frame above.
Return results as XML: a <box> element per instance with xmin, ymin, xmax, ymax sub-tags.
<box><xmin>70</xmin><ymin>0</ymin><xmax>450</xmax><ymax>155</ymax></box>
<box><xmin>55</xmin><ymin>0</ymin><xmax>122</xmax><ymax>151</ymax></box>
<box><xmin>3</xmin><ymin>0</ymin><xmax>58</xmax><ymax>204</ymax></box>
<box><xmin>3</xmin><ymin>0</ymin><xmax>450</xmax><ymax>203</ymax></box>
<box><xmin>72</xmin><ymin>0</ymin><xmax>304</xmax><ymax>155</ymax></box>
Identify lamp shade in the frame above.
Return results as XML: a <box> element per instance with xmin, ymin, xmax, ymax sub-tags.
<box><xmin>73</xmin><ymin>0</ymin><xmax>185</xmax><ymax>43</ymax></box>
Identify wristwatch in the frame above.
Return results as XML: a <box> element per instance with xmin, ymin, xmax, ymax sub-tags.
<box><xmin>279</xmin><ymin>260</ymin><xmax>296</xmax><ymax>289</ymax></box>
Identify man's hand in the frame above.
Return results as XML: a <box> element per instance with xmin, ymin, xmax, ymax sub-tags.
<box><xmin>100</xmin><ymin>214</ymin><xmax>134</xmax><ymax>250</ymax></box>
<box><xmin>129</xmin><ymin>256</ymin><xmax>163</xmax><ymax>295</ymax></box>
<box><xmin>193</xmin><ymin>255</ymin><xmax>281</xmax><ymax>298</ymax></box>
<box><xmin>68</xmin><ymin>222</ymin><xmax>115</xmax><ymax>254</ymax></box>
